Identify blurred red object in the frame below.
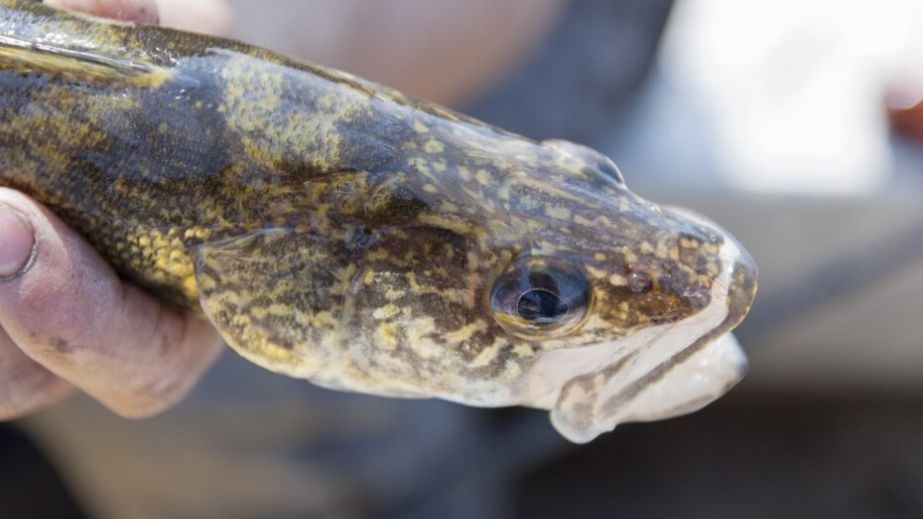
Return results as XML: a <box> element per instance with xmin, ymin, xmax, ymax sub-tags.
<box><xmin>886</xmin><ymin>89</ymin><xmax>923</xmax><ymax>144</ymax></box>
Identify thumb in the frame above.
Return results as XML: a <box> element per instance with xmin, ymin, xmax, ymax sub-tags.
<box><xmin>0</xmin><ymin>188</ymin><xmax>223</xmax><ymax>418</ymax></box>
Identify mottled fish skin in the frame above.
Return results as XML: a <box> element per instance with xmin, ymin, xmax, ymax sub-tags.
<box><xmin>0</xmin><ymin>1</ymin><xmax>756</xmax><ymax>442</ymax></box>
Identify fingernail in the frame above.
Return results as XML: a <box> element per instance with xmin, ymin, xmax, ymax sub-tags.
<box><xmin>0</xmin><ymin>207</ymin><xmax>36</xmax><ymax>278</ymax></box>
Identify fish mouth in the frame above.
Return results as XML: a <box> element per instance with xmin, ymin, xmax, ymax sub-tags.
<box><xmin>522</xmin><ymin>212</ymin><xmax>758</xmax><ymax>443</ymax></box>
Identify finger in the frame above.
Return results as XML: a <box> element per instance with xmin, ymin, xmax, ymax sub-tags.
<box><xmin>0</xmin><ymin>205</ymin><xmax>70</xmax><ymax>419</ymax></box>
<box><xmin>0</xmin><ymin>328</ymin><xmax>73</xmax><ymax>421</ymax></box>
<box><xmin>0</xmin><ymin>188</ymin><xmax>223</xmax><ymax>418</ymax></box>
<box><xmin>44</xmin><ymin>0</ymin><xmax>160</xmax><ymax>24</ymax></box>
<box><xmin>43</xmin><ymin>0</ymin><xmax>234</xmax><ymax>37</ymax></box>
<box><xmin>156</xmin><ymin>0</ymin><xmax>233</xmax><ymax>35</ymax></box>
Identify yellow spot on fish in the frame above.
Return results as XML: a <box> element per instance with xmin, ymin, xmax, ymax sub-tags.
<box><xmin>182</xmin><ymin>275</ymin><xmax>198</xmax><ymax>298</ymax></box>
<box><xmin>373</xmin><ymin>304</ymin><xmax>400</xmax><ymax>320</ymax></box>
<box><xmin>417</xmin><ymin>213</ymin><xmax>472</xmax><ymax>236</ymax></box>
<box><xmin>608</xmin><ymin>273</ymin><xmax>627</xmax><ymax>286</ymax></box>
<box><xmin>363</xmin><ymin>268</ymin><xmax>376</xmax><ymax>285</ymax></box>
<box><xmin>470</xmin><ymin>340</ymin><xmax>502</xmax><ymax>367</ymax></box>
<box><xmin>445</xmin><ymin>320</ymin><xmax>488</xmax><ymax>344</ymax></box>
<box><xmin>586</xmin><ymin>265</ymin><xmax>608</xmax><ymax>280</ymax></box>
<box><xmin>503</xmin><ymin>359</ymin><xmax>522</xmax><ymax>381</ymax></box>
<box><xmin>623</xmin><ymin>249</ymin><xmax>639</xmax><ymax>264</ymax></box>
<box><xmin>423</xmin><ymin>139</ymin><xmax>445</xmax><ymax>154</ymax></box>
<box><xmin>384</xmin><ymin>288</ymin><xmax>405</xmax><ymax>300</ymax></box>
<box><xmin>407</xmin><ymin>317</ymin><xmax>440</xmax><ymax>358</ymax></box>
<box><xmin>512</xmin><ymin>344</ymin><xmax>534</xmax><ymax>358</ymax></box>
<box><xmin>545</xmin><ymin>205</ymin><xmax>571</xmax><ymax>221</ymax></box>
<box><xmin>376</xmin><ymin>323</ymin><xmax>399</xmax><ymax>350</ymax></box>
<box><xmin>655</xmin><ymin>241</ymin><xmax>669</xmax><ymax>259</ymax></box>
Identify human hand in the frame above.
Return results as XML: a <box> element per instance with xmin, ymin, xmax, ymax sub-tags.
<box><xmin>0</xmin><ymin>0</ymin><xmax>232</xmax><ymax>421</ymax></box>
<box><xmin>45</xmin><ymin>0</ymin><xmax>233</xmax><ymax>34</ymax></box>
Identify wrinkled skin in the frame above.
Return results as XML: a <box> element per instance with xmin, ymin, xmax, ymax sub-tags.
<box><xmin>0</xmin><ymin>0</ymin><xmax>756</xmax><ymax>441</ymax></box>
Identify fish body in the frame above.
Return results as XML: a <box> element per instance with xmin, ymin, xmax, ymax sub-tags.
<box><xmin>0</xmin><ymin>0</ymin><xmax>756</xmax><ymax>442</ymax></box>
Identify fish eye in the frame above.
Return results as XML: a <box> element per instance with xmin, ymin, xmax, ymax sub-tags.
<box><xmin>517</xmin><ymin>287</ymin><xmax>566</xmax><ymax>323</ymax></box>
<box><xmin>490</xmin><ymin>257</ymin><xmax>590</xmax><ymax>336</ymax></box>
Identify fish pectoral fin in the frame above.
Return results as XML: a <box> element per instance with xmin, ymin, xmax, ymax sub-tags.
<box><xmin>193</xmin><ymin>228</ymin><xmax>347</xmax><ymax>379</ymax></box>
<box><xmin>0</xmin><ymin>34</ymin><xmax>173</xmax><ymax>87</ymax></box>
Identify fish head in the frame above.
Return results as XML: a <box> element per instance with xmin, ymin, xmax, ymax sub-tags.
<box><xmin>376</xmin><ymin>131</ymin><xmax>759</xmax><ymax>442</ymax></box>
<box><xmin>194</xmin><ymin>115</ymin><xmax>757</xmax><ymax>443</ymax></box>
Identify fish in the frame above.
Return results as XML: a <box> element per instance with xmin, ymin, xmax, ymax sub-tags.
<box><xmin>0</xmin><ymin>0</ymin><xmax>756</xmax><ymax>443</ymax></box>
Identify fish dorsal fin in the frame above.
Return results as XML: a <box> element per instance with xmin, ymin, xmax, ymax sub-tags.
<box><xmin>0</xmin><ymin>34</ymin><xmax>171</xmax><ymax>86</ymax></box>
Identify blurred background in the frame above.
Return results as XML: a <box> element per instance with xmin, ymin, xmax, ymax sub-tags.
<box><xmin>3</xmin><ymin>0</ymin><xmax>923</xmax><ymax>517</ymax></box>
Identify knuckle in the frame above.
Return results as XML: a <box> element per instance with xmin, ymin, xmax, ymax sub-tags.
<box><xmin>12</xmin><ymin>282</ymin><xmax>74</xmax><ymax>336</ymax></box>
<box><xmin>11</xmin><ymin>268</ymin><xmax>120</xmax><ymax>358</ymax></box>
<box><xmin>109</xmin><ymin>329</ymin><xmax>221</xmax><ymax>419</ymax></box>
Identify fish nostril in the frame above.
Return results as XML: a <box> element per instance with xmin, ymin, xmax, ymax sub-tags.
<box><xmin>627</xmin><ymin>271</ymin><xmax>652</xmax><ymax>293</ymax></box>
